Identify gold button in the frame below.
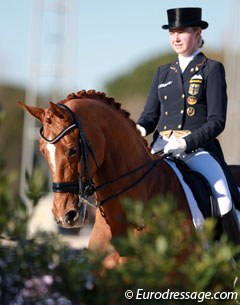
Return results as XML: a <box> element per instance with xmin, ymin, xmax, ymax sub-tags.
<box><xmin>165</xmin><ymin>111</ymin><xmax>168</xmax><ymax>116</ymax></box>
<box><xmin>180</xmin><ymin>110</ymin><xmax>184</xmax><ymax>114</ymax></box>
<box><xmin>164</xmin><ymin>125</ymin><xmax>167</xmax><ymax>130</ymax></box>
<box><xmin>178</xmin><ymin>124</ymin><xmax>182</xmax><ymax>129</ymax></box>
<box><xmin>182</xmin><ymin>94</ymin><xmax>185</xmax><ymax>98</ymax></box>
<box><xmin>190</xmin><ymin>68</ymin><xmax>194</xmax><ymax>72</ymax></box>
<box><xmin>164</xmin><ymin>95</ymin><xmax>168</xmax><ymax>100</ymax></box>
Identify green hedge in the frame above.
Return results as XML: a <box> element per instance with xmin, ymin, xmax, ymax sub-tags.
<box><xmin>1</xmin><ymin>192</ymin><xmax>240</xmax><ymax>304</ymax></box>
<box><xmin>0</xmin><ymin>125</ymin><xmax>240</xmax><ymax>304</ymax></box>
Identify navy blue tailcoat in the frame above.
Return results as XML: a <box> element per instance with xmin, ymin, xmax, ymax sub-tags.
<box><xmin>138</xmin><ymin>52</ymin><xmax>240</xmax><ymax>207</ymax></box>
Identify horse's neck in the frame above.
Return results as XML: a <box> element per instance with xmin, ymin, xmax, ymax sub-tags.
<box><xmin>92</xmin><ymin>124</ymin><xmax>153</xmax><ymax>233</ymax></box>
<box><xmin>93</xmin><ymin>122</ymin><xmax>152</xmax><ymax>193</ymax></box>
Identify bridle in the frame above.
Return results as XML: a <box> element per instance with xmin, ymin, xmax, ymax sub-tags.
<box><xmin>40</xmin><ymin>103</ymin><xmax>163</xmax><ymax>208</ymax></box>
<box><xmin>40</xmin><ymin>103</ymin><xmax>98</xmax><ymax>200</ymax></box>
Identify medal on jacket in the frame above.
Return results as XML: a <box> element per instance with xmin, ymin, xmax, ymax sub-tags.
<box><xmin>187</xmin><ymin>107</ymin><xmax>196</xmax><ymax>116</ymax></box>
<box><xmin>187</xmin><ymin>96</ymin><xmax>197</xmax><ymax>105</ymax></box>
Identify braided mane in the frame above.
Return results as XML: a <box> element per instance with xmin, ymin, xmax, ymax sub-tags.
<box><xmin>60</xmin><ymin>89</ymin><xmax>149</xmax><ymax>148</ymax></box>
<box><xmin>61</xmin><ymin>89</ymin><xmax>130</xmax><ymax>118</ymax></box>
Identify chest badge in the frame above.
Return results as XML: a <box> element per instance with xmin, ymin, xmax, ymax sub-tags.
<box><xmin>187</xmin><ymin>96</ymin><xmax>197</xmax><ymax>105</ymax></box>
<box><xmin>187</xmin><ymin>107</ymin><xmax>196</xmax><ymax>117</ymax></box>
<box><xmin>188</xmin><ymin>83</ymin><xmax>200</xmax><ymax>95</ymax></box>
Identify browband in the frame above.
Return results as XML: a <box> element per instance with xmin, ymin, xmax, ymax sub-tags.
<box><xmin>39</xmin><ymin>123</ymin><xmax>76</xmax><ymax>144</ymax></box>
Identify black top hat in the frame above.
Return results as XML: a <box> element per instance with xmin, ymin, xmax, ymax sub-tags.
<box><xmin>162</xmin><ymin>7</ymin><xmax>208</xmax><ymax>30</ymax></box>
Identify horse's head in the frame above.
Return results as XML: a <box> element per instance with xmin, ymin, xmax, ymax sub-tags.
<box><xmin>19</xmin><ymin>100</ymin><xmax>105</xmax><ymax>228</ymax></box>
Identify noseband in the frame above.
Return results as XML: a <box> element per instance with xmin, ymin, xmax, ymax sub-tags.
<box><xmin>40</xmin><ymin>103</ymin><xmax>98</xmax><ymax>200</ymax></box>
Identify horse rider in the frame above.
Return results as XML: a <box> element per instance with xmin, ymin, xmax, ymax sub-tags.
<box><xmin>136</xmin><ymin>7</ymin><xmax>240</xmax><ymax>247</ymax></box>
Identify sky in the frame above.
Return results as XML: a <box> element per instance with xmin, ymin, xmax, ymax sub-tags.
<box><xmin>0</xmin><ymin>0</ymin><xmax>232</xmax><ymax>96</ymax></box>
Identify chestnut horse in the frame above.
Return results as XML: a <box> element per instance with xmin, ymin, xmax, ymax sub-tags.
<box><xmin>19</xmin><ymin>90</ymin><xmax>240</xmax><ymax>266</ymax></box>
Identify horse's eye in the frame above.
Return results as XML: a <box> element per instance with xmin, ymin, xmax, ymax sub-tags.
<box><xmin>67</xmin><ymin>147</ymin><xmax>77</xmax><ymax>158</ymax></box>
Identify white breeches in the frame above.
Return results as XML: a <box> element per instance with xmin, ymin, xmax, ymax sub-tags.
<box><xmin>181</xmin><ymin>150</ymin><xmax>232</xmax><ymax>216</ymax></box>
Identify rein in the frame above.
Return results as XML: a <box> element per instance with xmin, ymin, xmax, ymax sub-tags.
<box><xmin>95</xmin><ymin>158</ymin><xmax>163</xmax><ymax>206</ymax></box>
<box><xmin>40</xmin><ymin>103</ymin><xmax>164</xmax><ymax>207</ymax></box>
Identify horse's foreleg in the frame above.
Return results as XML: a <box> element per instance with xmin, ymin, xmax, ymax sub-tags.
<box><xmin>88</xmin><ymin>209</ymin><xmax>124</xmax><ymax>268</ymax></box>
<box><xmin>88</xmin><ymin>209</ymin><xmax>112</xmax><ymax>250</ymax></box>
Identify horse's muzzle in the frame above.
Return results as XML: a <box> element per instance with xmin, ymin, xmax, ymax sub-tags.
<box><xmin>64</xmin><ymin>209</ymin><xmax>80</xmax><ymax>225</ymax></box>
<box><xmin>55</xmin><ymin>204</ymin><xmax>88</xmax><ymax>228</ymax></box>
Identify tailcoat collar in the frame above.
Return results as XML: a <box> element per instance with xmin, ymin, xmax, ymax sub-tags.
<box><xmin>169</xmin><ymin>52</ymin><xmax>207</xmax><ymax>82</ymax></box>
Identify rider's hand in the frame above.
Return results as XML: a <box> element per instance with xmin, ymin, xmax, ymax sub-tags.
<box><xmin>136</xmin><ymin>124</ymin><xmax>147</xmax><ymax>137</ymax></box>
<box><xmin>164</xmin><ymin>138</ymin><xmax>187</xmax><ymax>157</ymax></box>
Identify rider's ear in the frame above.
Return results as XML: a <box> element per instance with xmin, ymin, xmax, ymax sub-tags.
<box><xmin>18</xmin><ymin>101</ymin><xmax>45</xmax><ymax>122</ymax></box>
<box><xmin>49</xmin><ymin>102</ymin><xmax>69</xmax><ymax>120</ymax></box>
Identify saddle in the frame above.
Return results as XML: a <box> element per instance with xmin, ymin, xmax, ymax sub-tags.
<box><xmin>166</xmin><ymin>157</ymin><xmax>217</xmax><ymax>219</ymax></box>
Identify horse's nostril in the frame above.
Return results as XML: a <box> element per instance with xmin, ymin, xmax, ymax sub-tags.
<box><xmin>64</xmin><ymin>210</ymin><xmax>78</xmax><ymax>224</ymax></box>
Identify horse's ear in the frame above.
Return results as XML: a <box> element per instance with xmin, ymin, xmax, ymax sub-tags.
<box><xmin>18</xmin><ymin>101</ymin><xmax>45</xmax><ymax>122</ymax></box>
<box><xmin>49</xmin><ymin>102</ymin><xmax>69</xmax><ymax>120</ymax></box>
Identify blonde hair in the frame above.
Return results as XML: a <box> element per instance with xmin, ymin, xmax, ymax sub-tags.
<box><xmin>198</xmin><ymin>36</ymin><xmax>204</xmax><ymax>48</ymax></box>
<box><xmin>193</xmin><ymin>27</ymin><xmax>204</xmax><ymax>48</ymax></box>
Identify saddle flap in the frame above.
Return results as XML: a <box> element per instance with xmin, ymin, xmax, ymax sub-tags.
<box><xmin>172</xmin><ymin>158</ymin><xmax>215</xmax><ymax>218</ymax></box>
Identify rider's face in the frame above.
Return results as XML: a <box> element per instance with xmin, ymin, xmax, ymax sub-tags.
<box><xmin>169</xmin><ymin>27</ymin><xmax>201</xmax><ymax>57</ymax></box>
